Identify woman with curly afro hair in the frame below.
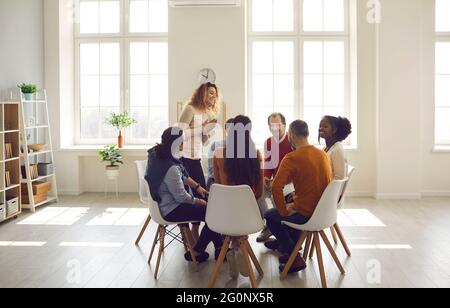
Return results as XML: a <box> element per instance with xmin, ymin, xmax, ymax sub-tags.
<box><xmin>318</xmin><ymin>116</ymin><xmax>352</xmax><ymax>180</ymax></box>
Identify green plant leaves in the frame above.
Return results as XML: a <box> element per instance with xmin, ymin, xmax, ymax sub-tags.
<box><xmin>98</xmin><ymin>145</ymin><xmax>124</xmax><ymax>167</ymax></box>
<box><xmin>105</xmin><ymin>111</ymin><xmax>138</xmax><ymax>130</ymax></box>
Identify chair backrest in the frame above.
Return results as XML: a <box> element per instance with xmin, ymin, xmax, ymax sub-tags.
<box><xmin>144</xmin><ymin>182</ymin><xmax>171</xmax><ymax>225</ymax></box>
<box><xmin>300</xmin><ymin>179</ymin><xmax>347</xmax><ymax>231</ymax></box>
<box><xmin>135</xmin><ymin>160</ymin><xmax>150</xmax><ymax>204</ymax></box>
<box><xmin>206</xmin><ymin>184</ymin><xmax>264</xmax><ymax>236</ymax></box>
<box><xmin>337</xmin><ymin>165</ymin><xmax>356</xmax><ymax>209</ymax></box>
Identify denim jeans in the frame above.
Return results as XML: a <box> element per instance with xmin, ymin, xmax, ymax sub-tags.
<box><xmin>264</xmin><ymin>208</ymin><xmax>310</xmax><ymax>254</ymax></box>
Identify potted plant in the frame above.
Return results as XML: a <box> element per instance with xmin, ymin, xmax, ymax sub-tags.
<box><xmin>98</xmin><ymin>145</ymin><xmax>124</xmax><ymax>180</ymax></box>
<box><xmin>105</xmin><ymin>112</ymin><xmax>137</xmax><ymax>148</ymax></box>
<box><xmin>17</xmin><ymin>83</ymin><xmax>37</xmax><ymax>101</ymax></box>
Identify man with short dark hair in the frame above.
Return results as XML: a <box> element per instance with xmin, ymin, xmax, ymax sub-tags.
<box><xmin>256</xmin><ymin>112</ymin><xmax>293</xmax><ymax>242</ymax></box>
<box><xmin>264</xmin><ymin>120</ymin><xmax>332</xmax><ymax>274</ymax></box>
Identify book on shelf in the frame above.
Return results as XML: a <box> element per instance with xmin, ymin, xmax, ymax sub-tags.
<box><xmin>5</xmin><ymin>143</ymin><xmax>13</xmax><ymax>159</ymax></box>
<box><xmin>5</xmin><ymin>171</ymin><xmax>11</xmax><ymax>187</ymax></box>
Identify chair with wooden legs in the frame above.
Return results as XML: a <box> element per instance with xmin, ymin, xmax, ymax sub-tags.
<box><xmin>310</xmin><ymin>166</ymin><xmax>355</xmax><ymax>259</ymax></box>
<box><xmin>330</xmin><ymin>165</ymin><xmax>355</xmax><ymax>256</ymax></box>
<box><xmin>280</xmin><ymin>179</ymin><xmax>348</xmax><ymax>288</ymax></box>
<box><xmin>135</xmin><ymin>161</ymin><xmax>198</xmax><ymax>279</ymax></box>
<box><xmin>145</xmin><ymin>183</ymin><xmax>200</xmax><ymax>279</ymax></box>
<box><xmin>207</xmin><ymin>184</ymin><xmax>265</xmax><ymax>288</ymax></box>
<box><xmin>135</xmin><ymin>161</ymin><xmax>152</xmax><ymax>245</ymax></box>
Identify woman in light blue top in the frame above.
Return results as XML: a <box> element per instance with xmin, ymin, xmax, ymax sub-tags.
<box><xmin>146</xmin><ymin>127</ymin><xmax>223</xmax><ymax>263</ymax></box>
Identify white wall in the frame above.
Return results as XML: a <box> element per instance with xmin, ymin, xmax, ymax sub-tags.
<box><xmin>4</xmin><ymin>0</ymin><xmax>450</xmax><ymax>197</ymax></box>
<box><xmin>0</xmin><ymin>0</ymin><xmax>44</xmax><ymax>91</ymax></box>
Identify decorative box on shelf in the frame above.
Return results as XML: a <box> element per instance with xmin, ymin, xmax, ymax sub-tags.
<box><xmin>22</xmin><ymin>194</ymin><xmax>47</xmax><ymax>205</ymax></box>
<box><xmin>6</xmin><ymin>197</ymin><xmax>19</xmax><ymax>217</ymax></box>
<box><xmin>38</xmin><ymin>163</ymin><xmax>54</xmax><ymax>176</ymax></box>
<box><xmin>0</xmin><ymin>203</ymin><xmax>6</xmax><ymax>221</ymax></box>
<box><xmin>21</xmin><ymin>181</ymin><xmax>51</xmax><ymax>205</ymax></box>
<box><xmin>21</xmin><ymin>181</ymin><xmax>52</xmax><ymax>196</ymax></box>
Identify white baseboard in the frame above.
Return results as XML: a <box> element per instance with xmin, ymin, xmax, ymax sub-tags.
<box><xmin>58</xmin><ymin>189</ymin><xmax>83</xmax><ymax>196</ymax></box>
<box><xmin>421</xmin><ymin>191</ymin><xmax>450</xmax><ymax>197</ymax></box>
<box><xmin>374</xmin><ymin>193</ymin><xmax>422</xmax><ymax>200</ymax></box>
<box><xmin>346</xmin><ymin>191</ymin><xmax>374</xmax><ymax>198</ymax></box>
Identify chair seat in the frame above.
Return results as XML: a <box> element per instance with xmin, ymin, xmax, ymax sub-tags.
<box><xmin>282</xmin><ymin>220</ymin><xmax>336</xmax><ymax>232</ymax></box>
<box><xmin>162</xmin><ymin>219</ymin><xmax>199</xmax><ymax>226</ymax></box>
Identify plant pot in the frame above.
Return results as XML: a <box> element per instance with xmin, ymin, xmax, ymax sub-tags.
<box><xmin>23</xmin><ymin>93</ymin><xmax>34</xmax><ymax>101</ymax></box>
<box><xmin>106</xmin><ymin>166</ymin><xmax>120</xmax><ymax>180</ymax></box>
<box><xmin>118</xmin><ymin>131</ymin><xmax>124</xmax><ymax>148</ymax></box>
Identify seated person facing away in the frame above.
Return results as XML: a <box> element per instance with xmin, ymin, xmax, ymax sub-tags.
<box><xmin>213</xmin><ymin>115</ymin><xmax>264</xmax><ymax>279</ymax></box>
<box><xmin>318</xmin><ymin>115</ymin><xmax>353</xmax><ymax>179</ymax></box>
<box><xmin>145</xmin><ymin>127</ymin><xmax>223</xmax><ymax>263</ymax></box>
<box><xmin>206</xmin><ymin>118</ymin><xmax>235</xmax><ymax>190</ymax></box>
<box><xmin>214</xmin><ymin>115</ymin><xmax>263</xmax><ymax>199</ymax></box>
<box><xmin>264</xmin><ymin>120</ymin><xmax>332</xmax><ymax>274</ymax></box>
<box><xmin>257</xmin><ymin>112</ymin><xmax>293</xmax><ymax>243</ymax></box>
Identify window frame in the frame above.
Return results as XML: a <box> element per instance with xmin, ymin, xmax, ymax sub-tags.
<box><xmin>247</xmin><ymin>0</ymin><xmax>354</xmax><ymax>146</ymax></box>
<box><xmin>434</xmin><ymin>0</ymin><xmax>450</xmax><ymax>146</ymax></box>
<box><xmin>434</xmin><ymin>37</ymin><xmax>450</xmax><ymax>147</ymax></box>
<box><xmin>125</xmin><ymin>37</ymin><xmax>169</xmax><ymax>145</ymax></box>
<box><xmin>74</xmin><ymin>0</ymin><xmax>169</xmax><ymax>145</ymax></box>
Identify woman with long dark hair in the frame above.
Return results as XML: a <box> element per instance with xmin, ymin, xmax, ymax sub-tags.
<box><xmin>213</xmin><ymin>115</ymin><xmax>263</xmax><ymax>278</ymax></box>
<box><xmin>145</xmin><ymin>127</ymin><xmax>223</xmax><ymax>262</ymax></box>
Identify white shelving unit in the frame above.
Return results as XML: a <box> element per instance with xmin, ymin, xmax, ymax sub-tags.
<box><xmin>17</xmin><ymin>89</ymin><xmax>58</xmax><ymax>212</ymax></box>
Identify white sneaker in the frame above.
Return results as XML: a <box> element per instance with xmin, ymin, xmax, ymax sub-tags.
<box><xmin>256</xmin><ymin>226</ymin><xmax>273</xmax><ymax>243</ymax></box>
<box><xmin>236</xmin><ymin>249</ymin><xmax>249</xmax><ymax>278</ymax></box>
<box><xmin>227</xmin><ymin>250</ymin><xmax>239</xmax><ymax>280</ymax></box>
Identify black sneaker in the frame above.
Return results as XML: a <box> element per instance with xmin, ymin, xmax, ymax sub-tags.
<box><xmin>278</xmin><ymin>256</ymin><xmax>307</xmax><ymax>274</ymax></box>
<box><xmin>184</xmin><ymin>251</ymin><xmax>209</xmax><ymax>263</ymax></box>
<box><xmin>264</xmin><ymin>239</ymin><xmax>280</xmax><ymax>251</ymax></box>
<box><xmin>278</xmin><ymin>253</ymin><xmax>301</xmax><ymax>264</ymax></box>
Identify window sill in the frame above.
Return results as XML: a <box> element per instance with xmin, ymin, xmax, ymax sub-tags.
<box><xmin>58</xmin><ymin>145</ymin><xmax>153</xmax><ymax>156</ymax></box>
<box><xmin>432</xmin><ymin>146</ymin><xmax>450</xmax><ymax>153</ymax></box>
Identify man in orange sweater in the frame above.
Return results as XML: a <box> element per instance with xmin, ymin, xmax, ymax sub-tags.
<box><xmin>264</xmin><ymin>120</ymin><xmax>332</xmax><ymax>274</ymax></box>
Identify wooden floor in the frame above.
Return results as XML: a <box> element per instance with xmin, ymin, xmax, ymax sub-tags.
<box><xmin>0</xmin><ymin>193</ymin><xmax>449</xmax><ymax>288</ymax></box>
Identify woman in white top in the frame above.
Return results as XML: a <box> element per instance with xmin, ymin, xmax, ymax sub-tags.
<box><xmin>179</xmin><ymin>83</ymin><xmax>221</xmax><ymax>240</ymax></box>
<box><xmin>318</xmin><ymin>116</ymin><xmax>353</xmax><ymax>179</ymax></box>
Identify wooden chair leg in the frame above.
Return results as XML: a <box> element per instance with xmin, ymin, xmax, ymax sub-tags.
<box><xmin>154</xmin><ymin>227</ymin><xmax>166</xmax><ymax>279</ymax></box>
<box><xmin>244</xmin><ymin>240</ymin><xmax>264</xmax><ymax>277</ymax></box>
<box><xmin>240</xmin><ymin>238</ymin><xmax>258</xmax><ymax>288</ymax></box>
<box><xmin>208</xmin><ymin>237</ymin><xmax>231</xmax><ymax>288</ymax></box>
<box><xmin>334</xmin><ymin>223</ymin><xmax>351</xmax><ymax>257</ymax></box>
<box><xmin>309</xmin><ymin>238</ymin><xmax>315</xmax><ymax>259</ymax></box>
<box><xmin>319</xmin><ymin>231</ymin><xmax>345</xmax><ymax>274</ymax></box>
<box><xmin>136</xmin><ymin>214</ymin><xmax>151</xmax><ymax>245</ymax></box>
<box><xmin>179</xmin><ymin>226</ymin><xmax>189</xmax><ymax>253</ymax></box>
<box><xmin>280</xmin><ymin>232</ymin><xmax>308</xmax><ymax>280</ymax></box>
<box><xmin>303</xmin><ymin>232</ymin><xmax>313</xmax><ymax>260</ymax></box>
<box><xmin>181</xmin><ymin>227</ymin><xmax>198</xmax><ymax>272</ymax></box>
<box><xmin>148</xmin><ymin>225</ymin><xmax>161</xmax><ymax>264</ymax></box>
<box><xmin>313</xmin><ymin>232</ymin><xmax>327</xmax><ymax>288</ymax></box>
<box><xmin>330</xmin><ymin>226</ymin><xmax>338</xmax><ymax>245</ymax></box>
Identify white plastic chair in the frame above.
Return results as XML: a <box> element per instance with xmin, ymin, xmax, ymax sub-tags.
<box><xmin>135</xmin><ymin>161</ymin><xmax>152</xmax><ymax>245</ymax></box>
<box><xmin>206</xmin><ymin>184</ymin><xmax>265</xmax><ymax>288</ymax></box>
<box><xmin>329</xmin><ymin>165</ymin><xmax>356</xmax><ymax>256</ymax></box>
<box><xmin>280</xmin><ymin>179</ymin><xmax>348</xmax><ymax>288</ymax></box>
<box><xmin>135</xmin><ymin>160</ymin><xmax>198</xmax><ymax>279</ymax></box>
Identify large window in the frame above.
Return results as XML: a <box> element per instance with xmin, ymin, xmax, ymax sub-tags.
<box><xmin>248</xmin><ymin>0</ymin><xmax>353</xmax><ymax>145</ymax></box>
<box><xmin>435</xmin><ymin>0</ymin><xmax>450</xmax><ymax>146</ymax></box>
<box><xmin>75</xmin><ymin>0</ymin><xmax>168</xmax><ymax>144</ymax></box>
